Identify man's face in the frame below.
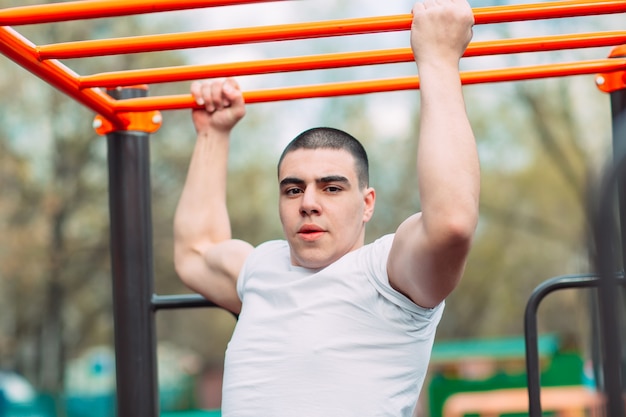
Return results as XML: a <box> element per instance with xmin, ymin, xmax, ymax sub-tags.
<box><xmin>278</xmin><ymin>148</ymin><xmax>375</xmax><ymax>269</ymax></box>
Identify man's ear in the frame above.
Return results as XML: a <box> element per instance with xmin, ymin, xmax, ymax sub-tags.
<box><xmin>363</xmin><ymin>187</ymin><xmax>376</xmax><ymax>223</ymax></box>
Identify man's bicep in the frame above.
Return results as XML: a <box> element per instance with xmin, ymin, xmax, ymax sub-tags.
<box><xmin>387</xmin><ymin>214</ymin><xmax>433</xmax><ymax>307</ymax></box>
<box><xmin>388</xmin><ymin>213</ymin><xmax>466</xmax><ymax>309</ymax></box>
<box><xmin>177</xmin><ymin>239</ymin><xmax>253</xmax><ymax>314</ymax></box>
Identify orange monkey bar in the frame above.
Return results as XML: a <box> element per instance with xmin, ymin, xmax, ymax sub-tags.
<box><xmin>25</xmin><ymin>0</ymin><xmax>626</xmax><ymax>60</ymax></box>
<box><xmin>79</xmin><ymin>31</ymin><xmax>626</xmax><ymax>88</ymax></box>
<box><xmin>103</xmin><ymin>58</ymin><xmax>626</xmax><ymax>109</ymax></box>
<box><xmin>0</xmin><ymin>0</ymin><xmax>280</xmax><ymax>25</ymax></box>
<box><xmin>0</xmin><ymin>26</ymin><xmax>120</xmax><ymax>122</ymax></box>
<box><xmin>0</xmin><ymin>26</ymin><xmax>125</xmax><ymax>127</ymax></box>
<box><xmin>1</xmin><ymin>0</ymin><xmax>625</xmax><ymax>128</ymax></box>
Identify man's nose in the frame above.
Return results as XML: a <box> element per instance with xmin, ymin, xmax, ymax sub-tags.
<box><xmin>300</xmin><ymin>188</ymin><xmax>321</xmax><ymax>216</ymax></box>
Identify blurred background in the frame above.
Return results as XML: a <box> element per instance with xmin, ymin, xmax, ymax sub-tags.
<box><xmin>0</xmin><ymin>0</ymin><xmax>623</xmax><ymax>416</ymax></box>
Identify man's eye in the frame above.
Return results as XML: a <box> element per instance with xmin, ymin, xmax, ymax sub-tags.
<box><xmin>285</xmin><ymin>188</ymin><xmax>302</xmax><ymax>196</ymax></box>
<box><xmin>325</xmin><ymin>186</ymin><xmax>341</xmax><ymax>193</ymax></box>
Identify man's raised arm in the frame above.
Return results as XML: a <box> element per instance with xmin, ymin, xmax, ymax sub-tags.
<box><xmin>174</xmin><ymin>79</ymin><xmax>253</xmax><ymax>314</ymax></box>
<box><xmin>388</xmin><ymin>0</ymin><xmax>480</xmax><ymax>309</ymax></box>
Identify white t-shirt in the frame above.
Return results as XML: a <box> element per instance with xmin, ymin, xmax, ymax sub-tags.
<box><xmin>221</xmin><ymin>234</ymin><xmax>444</xmax><ymax>417</ymax></box>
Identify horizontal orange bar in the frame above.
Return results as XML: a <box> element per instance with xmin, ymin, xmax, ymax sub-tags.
<box><xmin>37</xmin><ymin>15</ymin><xmax>410</xmax><ymax>60</ymax></box>
<box><xmin>474</xmin><ymin>0</ymin><xmax>626</xmax><ymax>24</ymax></box>
<box><xmin>78</xmin><ymin>31</ymin><xmax>626</xmax><ymax>89</ymax></box>
<box><xmin>36</xmin><ymin>0</ymin><xmax>626</xmax><ymax>60</ymax></box>
<box><xmin>0</xmin><ymin>26</ymin><xmax>122</xmax><ymax>125</ymax></box>
<box><xmin>0</xmin><ymin>0</ymin><xmax>282</xmax><ymax>26</ymax></box>
<box><xmin>469</xmin><ymin>31</ymin><xmax>626</xmax><ymax>57</ymax></box>
<box><xmin>107</xmin><ymin>58</ymin><xmax>626</xmax><ymax>111</ymax></box>
<box><xmin>79</xmin><ymin>49</ymin><xmax>409</xmax><ymax>88</ymax></box>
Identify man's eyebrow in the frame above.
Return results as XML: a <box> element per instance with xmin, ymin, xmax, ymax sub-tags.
<box><xmin>279</xmin><ymin>175</ymin><xmax>350</xmax><ymax>187</ymax></box>
<box><xmin>279</xmin><ymin>177</ymin><xmax>305</xmax><ymax>188</ymax></box>
<box><xmin>318</xmin><ymin>175</ymin><xmax>349</xmax><ymax>184</ymax></box>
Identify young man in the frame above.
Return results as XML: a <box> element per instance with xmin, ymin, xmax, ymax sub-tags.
<box><xmin>174</xmin><ymin>0</ymin><xmax>479</xmax><ymax>415</ymax></box>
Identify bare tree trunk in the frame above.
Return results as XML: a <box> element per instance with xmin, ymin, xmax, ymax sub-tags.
<box><xmin>36</xmin><ymin>282</ymin><xmax>64</xmax><ymax>392</ymax></box>
<box><xmin>37</xmin><ymin>205</ymin><xmax>67</xmax><ymax>393</ymax></box>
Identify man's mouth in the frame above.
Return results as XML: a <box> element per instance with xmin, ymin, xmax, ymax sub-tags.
<box><xmin>298</xmin><ymin>225</ymin><xmax>325</xmax><ymax>241</ymax></box>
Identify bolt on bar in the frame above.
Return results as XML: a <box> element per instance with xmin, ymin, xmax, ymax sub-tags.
<box><xmin>106</xmin><ymin>58</ymin><xmax>626</xmax><ymax>110</ymax></box>
<box><xmin>0</xmin><ymin>0</ymin><xmax>283</xmax><ymax>26</ymax></box>
<box><xmin>78</xmin><ymin>31</ymin><xmax>626</xmax><ymax>89</ymax></box>
<box><xmin>34</xmin><ymin>0</ymin><xmax>626</xmax><ymax>60</ymax></box>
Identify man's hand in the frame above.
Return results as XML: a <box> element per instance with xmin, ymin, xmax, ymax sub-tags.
<box><xmin>410</xmin><ymin>0</ymin><xmax>474</xmax><ymax>69</ymax></box>
<box><xmin>191</xmin><ymin>78</ymin><xmax>246</xmax><ymax>134</ymax></box>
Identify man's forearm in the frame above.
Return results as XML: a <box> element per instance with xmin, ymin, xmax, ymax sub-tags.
<box><xmin>174</xmin><ymin>128</ymin><xmax>232</xmax><ymax>252</ymax></box>
<box><xmin>416</xmin><ymin>63</ymin><xmax>480</xmax><ymax>238</ymax></box>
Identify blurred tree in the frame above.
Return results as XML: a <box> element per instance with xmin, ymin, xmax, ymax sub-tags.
<box><xmin>0</xmin><ymin>0</ymin><xmax>620</xmax><ymax>408</ymax></box>
<box><xmin>441</xmin><ymin>76</ymin><xmax>611</xmax><ymax>344</ymax></box>
<box><xmin>0</xmin><ymin>4</ymin><xmax>193</xmax><ymax>394</ymax></box>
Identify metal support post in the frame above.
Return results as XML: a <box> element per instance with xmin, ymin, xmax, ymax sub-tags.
<box><xmin>594</xmin><ymin>44</ymin><xmax>626</xmax><ymax>417</ymax></box>
<box><xmin>602</xmin><ymin>60</ymin><xmax>626</xmax><ymax>417</ymax></box>
<box><xmin>105</xmin><ymin>86</ymin><xmax>159</xmax><ymax>417</ymax></box>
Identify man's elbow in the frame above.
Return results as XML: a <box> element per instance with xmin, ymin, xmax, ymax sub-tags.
<box><xmin>174</xmin><ymin>248</ymin><xmax>195</xmax><ymax>288</ymax></box>
<box><xmin>173</xmin><ymin>239</ymin><xmax>207</xmax><ymax>290</ymax></box>
<box><xmin>439</xmin><ymin>210</ymin><xmax>478</xmax><ymax>248</ymax></box>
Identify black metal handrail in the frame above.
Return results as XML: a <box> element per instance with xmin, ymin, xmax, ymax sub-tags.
<box><xmin>524</xmin><ymin>274</ymin><xmax>600</xmax><ymax>417</ymax></box>
<box><xmin>152</xmin><ymin>293</ymin><xmax>218</xmax><ymax>311</ymax></box>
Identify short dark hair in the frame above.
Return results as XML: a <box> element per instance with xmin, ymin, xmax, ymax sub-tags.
<box><xmin>277</xmin><ymin>127</ymin><xmax>369</xmax><ymax>189</ymax></box>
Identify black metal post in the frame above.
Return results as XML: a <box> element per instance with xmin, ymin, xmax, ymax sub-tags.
<box><xmin>594</xmin><ymin>163</ymin><xmax>626</xmax><ymax>417</ymax></box>
<box><xmin>611</xmin><ymin>69</ymin><xmax>626</xmax><ymax>266</ymax></box>
<box><xmin>597</xmin><ymin>59</ymin><xmax>626</xmax><ymax>417</ymax></box>
<box><xmin>106</xmin><ymin>86</ymin><xmax>158</xmax><ymax>417</ymax></box>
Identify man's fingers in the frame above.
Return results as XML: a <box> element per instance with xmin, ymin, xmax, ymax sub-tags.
<box><xmin>214</xmin><ymin>79</ymin><xmax>236</xmax><ymax>110</ymax></box>
<box><xmin>194</xmin><ymin>81</ymin><xmax>212</xmax><ymax>113</ymax></box>
<box><xmin>190</xmin><ymin>81</ymin><xmax>205</xmax><ymax>106</ymax></box>
<box><xmin>223</xmin><ymin>78</ymin><xmax>245</xmax><ymax>108</ymax></box>
<box><xmin>191</xmin><ymin>78</ymin><xmax>245</xmax><ymax>117</ymax></box>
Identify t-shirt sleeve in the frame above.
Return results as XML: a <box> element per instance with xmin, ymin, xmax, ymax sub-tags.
<box><xmin>364</xmin><ymin>234</ymin><xmax>444</xmax><ymax>321</ymax></box>
<box><xmin>236</xmin><ymin>253</ymin><xmax>249</xmax><ymax>302</ymax></box>
<box><xmin>236</xmin><ymin>240</ymin><xmax>287</xmax><ymax>301</ymax></box>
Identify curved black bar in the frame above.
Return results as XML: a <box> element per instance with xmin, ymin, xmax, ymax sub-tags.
<box><xmin>524</xmin><ymin>273</ymin><xmax>599</xmax><ymax>417</ymax></box>
<box><xmin>152</xmin><ymin>293</ymin><xmax>218</xmax><ymax>310</ymax></box>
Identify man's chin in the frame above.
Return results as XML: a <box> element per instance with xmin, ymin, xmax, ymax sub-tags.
<box><xmin>290</xmin><ymin>248</ymin><xmax>335</xmax><ymax>270</ymax></box>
